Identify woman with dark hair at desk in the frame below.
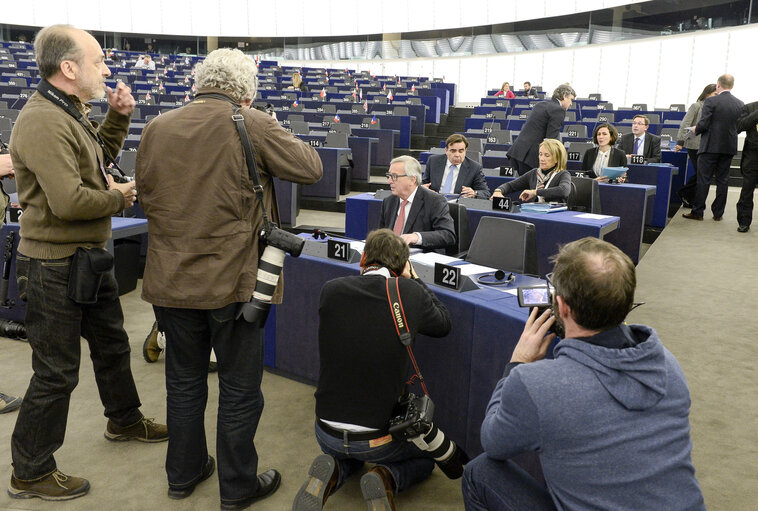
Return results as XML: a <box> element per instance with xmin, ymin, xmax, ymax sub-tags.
<box><xmin>491</xmin><ymin>138</ymin><xmax>571</xmax><ymax>203</ymax></box>
<box><xmin>675</xmin><ymin>83</ymin><xmax>717</xmax><ymax>207</ymax></box>
<box><xmin>494</xmin><ymin>81</ymin><xmax>515</xmax><ymax>99</ymax></box>
<box><xmin>582</xmin><ymin>123</ymin><xmax>627</xmax><ymax>180</ymax></box>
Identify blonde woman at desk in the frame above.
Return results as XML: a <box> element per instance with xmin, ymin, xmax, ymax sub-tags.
<box><xmin>492</xmin><ymin>139</ymin><xmax>571</xmax><ymax>203</ymax></box>
<box><xmin>582</xmin><ymin>123</ymin><xmax>628</xmax><ymax>181</ymax></box>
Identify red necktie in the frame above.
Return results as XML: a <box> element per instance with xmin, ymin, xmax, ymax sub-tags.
<box><xmin>393</xmin><ymin>200</ymin><xmax>408</xmax><ymax>235</ymax></box>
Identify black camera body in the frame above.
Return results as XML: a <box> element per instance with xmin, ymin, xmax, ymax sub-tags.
<box><xmin>388</xmin><ymin>393</ymin><xmax>435</xmax><ymax>441</ymax></box>
<box><xmin>105</xmin><ymin>167</ymin><xmax>134</xmax><ymax>184</ymax></box>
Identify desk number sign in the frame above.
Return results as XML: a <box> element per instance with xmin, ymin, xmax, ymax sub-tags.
<box><xmin>500</xmin><ymin>166</ymin><xmax>515</xmax><ymax>177</ymax></box>
<box><xmin>327</xmin><ymin>240</ymin><xmax>351</xmax><ymax>262</ymax></box>
<box><xmin>575</xmin><ymin>171</ymin><xmax>587</xmax><ymax>178</ymax></box>
<box><xmin>598</xmin><ymin>116</ymin><xmax>608</xmax><ymax>122</ymax></box>
<box><xmin>316</xmin><ymin>107</ymin><xmax>325</xmax><ymax>113</ymax></box>
<box><xmin>630</xmin><ymin>154</ymin><xmax>645</xmax><ymax>164</ymax></box>
<box><xmin>568</xmin><ymin>152</ymin><xmax>581</xmax><ymax>161</ymax></box>
<box><xmin>487</xmin><ymin>136</ymin><xmax>498</xmax><ymax>143</ymax></box>
<box><xmin>519</xmin><ymin>113</ymin><xmax>528</xmax><ymax>120</ymax></box>
<box><xmin>309</xmin><ymin>139</ymin><xmax>322</xmax><ymax>147</ymax></box>
<box><xmin>434</xmin><ymin>263</ymin><xmax>460</xmax><ymax>290</ymax></box>
<box><xmin>483</xmin><ymin>127</ymin><xmax>493</xmax><ymax>133</ymax></box>
<box><xmin>322</xmin><ymin>120</ymin><xmax>331</xmax><ymax>127</ymax></box>
<box><xmin>360</xmin><ymin>122</ymin><xmax>369</xmax><ymax>128</ymax></box>
<box><xmin>567</xmin><ymin>130</ymin><xmax>578</xmax><ymax>137</ymax></box>
<box><xmin>492</xmin><ymin>196</ymin><xmax>512</xmax><ymax>211</ymax></box>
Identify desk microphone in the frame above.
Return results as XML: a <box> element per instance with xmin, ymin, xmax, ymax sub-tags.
<box><xmin>310</xmin><ymin>228</ymin><xmax>362</xmax><ymax>242</ymax></box>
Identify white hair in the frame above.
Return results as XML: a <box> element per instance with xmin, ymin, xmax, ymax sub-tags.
<box><xmin>194</xmin><ymin>48</ymin><xmax>258</xmax><ymax>103</ymax></box>
<box><xmin>390</xmin><ymin>155</ymin><xmax>422</xmax><ymax>185</ymax></box>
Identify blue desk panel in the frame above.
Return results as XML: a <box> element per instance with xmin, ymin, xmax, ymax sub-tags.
<box><xmin>626</xmin><ymin>164</ymin><xmax>678</xmax><ymax>228</ymax></box>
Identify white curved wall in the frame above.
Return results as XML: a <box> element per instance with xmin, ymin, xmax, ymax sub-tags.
<box><xmin>4</xmin><ymin>0</ymin><xmax>643</xmax><ymax>38</ymax></box>
<box><xmin>280</xmin><ymin>24</ymin><xmax>756</xmax><ymax>111</ymax></box>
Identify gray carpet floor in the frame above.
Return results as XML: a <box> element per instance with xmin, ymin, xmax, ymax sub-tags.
<box><xmin>0</xmin><ymin>186</ymin><xmax>755</xmax><ymax>510</ymax></box>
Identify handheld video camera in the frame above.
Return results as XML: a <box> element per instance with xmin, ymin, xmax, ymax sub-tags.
<box><xmin>516</xmin><ymin>285</ymin><xmax>553</xmax><ymax>312</ymax></box>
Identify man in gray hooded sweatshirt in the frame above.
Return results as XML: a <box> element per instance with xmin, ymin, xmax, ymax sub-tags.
<box><xmin>462</xmin><ymin>237</ymin><xmax>705</xmax><ymax>511</ymax></box>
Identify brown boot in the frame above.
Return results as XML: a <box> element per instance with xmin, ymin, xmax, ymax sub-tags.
<box><xmin>360</xmin><ymin>466</ymin><xmax>396</xmax><ymax>511</ymax></box>
<box><xmin>292</xmin><ymin>454</ymin><xmax>338</xmax><ymax>510</ymax></box>
<box><xmin>142</xmin><ymin>321</ymin><xmax>163</xmax><ymax>363</ymax></box>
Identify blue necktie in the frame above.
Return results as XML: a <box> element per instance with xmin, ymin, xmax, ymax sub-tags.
<box><xmin>442</xmin><ymin>165</ymin><xmax>457</xmax><ymax>193</ymax></box>
<box><xmin>633</xmin><ymin>137</ymin><xmax>641</xmax><ymax>154</ymax></box>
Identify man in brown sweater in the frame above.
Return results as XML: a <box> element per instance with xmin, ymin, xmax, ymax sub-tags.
<box><xmin>8</xmin><ymin>25</ymin><xmax>167</xmax><ymax>502</ymax></box>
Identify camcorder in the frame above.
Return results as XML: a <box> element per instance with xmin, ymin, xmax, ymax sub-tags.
<box><xmin>388</xmin><ymin>393</ymin><xmax>469</xmax><ymax>480</ymax></box>
<box><xmin>517</xmin><ymin>283</ymin><xmax>565</xmax><ymax>337</ymax></box>
<box><xmin>236</xmin><ymin>223</ymin><xmax>305</xmax><ymax>325</ymax></box>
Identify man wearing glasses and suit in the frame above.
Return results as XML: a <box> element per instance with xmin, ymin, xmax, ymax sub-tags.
<box><xmin>379</xmin><ymin>156</ymin><xmax>456</xmax><ymax>252</ymax></box>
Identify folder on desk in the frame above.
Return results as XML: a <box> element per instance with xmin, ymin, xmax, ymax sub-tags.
<box><xmin>520</xmin><ymin>203</ymin><xmax>568</xmax><ymax>214</ymax></box>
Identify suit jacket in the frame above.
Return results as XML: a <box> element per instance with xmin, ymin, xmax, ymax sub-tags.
<box><xmin>507</xmin><ymin>99</ymin><xmax>565</xmax><ymax>168</ymax></box>
<box><xmin>581</xmin><ymin>147</ymin><xmax>628</xmax><ymax>178</ymax></box>
<box><xmin>617</xmin><ymin>132</ymin><xmax>662</xmax><ymax>163</ymax></box>
<box><xmin>696</xmin><ymin>90</ymin><xmax>744</xmax><ymax>155</ymax></box>
<box><xmin>422</xmin><ymin>154</ymin><xmax>491</xmax><ymax>199</ymax></box>
<box><xmin>737</xmin><ymin>101</ymin><xmax>758</xmax><ymax>172</ymax></box>
<box><xmin>494</xmin><ymin>168</ymin><xmax>572</xmax><ymax>203</ymax></box>
<box><xmin>379</xmin><ymin>185</ymin><xmax>456</xmax><ymax>251</ymax></box>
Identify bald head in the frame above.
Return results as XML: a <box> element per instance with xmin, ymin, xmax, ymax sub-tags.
<box><xmin>717</xmin><ymin>74</ymin><xmax>734</xmax><ymax>90</ymax></box>
<box><xmin>34</xmin><ymin>25</ymin><xmax>84</xmax><ymax>80</ymax></box>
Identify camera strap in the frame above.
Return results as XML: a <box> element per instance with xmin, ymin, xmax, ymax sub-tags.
<box><xmin>386</xmin><ymin>278</ymin><xmax>429</xmax><ymax>397</ymax></box>
<box><xmin>36</xmin><ymin>79</ymin><xmax>128</xmax><ymax>180</ymax></box>
<box><xmin>198</xmin><ymin>92</ymin><xmax>272</xmax><ymax>228</ymax></box>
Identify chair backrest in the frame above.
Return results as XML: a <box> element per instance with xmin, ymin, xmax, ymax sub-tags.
<box><xmin>321</xmin><ymin>104</ymin><xmax>337</xmax><ymax>114</ymax></box>
<box><xmin>428</xmin><ymin>147</ymin><xmax>446</xmax><ymax>154</ymax></box>
<box><xmin>393</xmin><ymin>106</ymin><xmax>409</xmax><ymax>116</ymax></box>
<box><xmin>564</xmin><ymin>111</ymin><xmax>577</xmax><ymax>122</ymax></box>
<box><xmin>331</xmin><ymin>122</ymin><xmax>352</xmax><ymax>135</ymax></box>
<box><xmin>324</xmin><ymin>132</ymin><xmax>349</xmax><ymax>148</ymax></box>
<box><xmin>632</xmin><ymin>103</ymin><xmax>647</xmax><ymax>111</ymax></box>
<box><xmin>362</xmin><ymin>117</ymin><xmax>381</xmax><ymax>129</ymax></box>
<box><xmin>488</xmin><ymin>129</ymin><xmax>512</xmax><ymax>144</ymax></box>
<box><xmin>563</xmin><ymin>124</ymin><xmax>588</xmax><ymax>138</ymax></box>
<box><xmin>117</xmin><ymin>151</ymin><xmax>138</xmax><ymax>177</ymax></box>
<box><xmin>446</xmin><ymin>202</ymin><xmax>471</xmax><ymax>257</ymax></box>
<box><xmin>0</xmin><ymin>116</ymin><xmax>12</xmax><ymax>132</ymax></box>
<box><xmin>290</xmin><ymin>120</ymin><xmax>310</xmax><ymax>135</ymax></box>
<box><xmin>466</xmin><ymin>150</ymin><xmax>481</xmax><ymax>164</ymax></box>
<box><xmin>567</xmin><ymin>176</ymin><xmax>601</xmax><ymax>214</ymax></box>
<box><xmin>407</xmin><ymin>97</ymin><xmax>422</xmax><ymax>105</ymax></box>
<box><xmin>669</xmin><ymin>104</ymin><xmax>686</xmax><ymax>112</ymax></box>
<box><xmin>645</xmin><ymin>113</ymin><xmax>660</xmax><ymax>124</ymax></box>
<box><xmin>288</xmin><ymin>114</ymin><xmax>305</xmax><ymax>123</ymax></box>
<box><xmin>566</xmin><ymin>141</ymin><xmax>595</xmax><ymax>159</ymax></box>
<box><xmin>467</xmin><ymin>137</ymin><xmax>484</xmax><ymax>153</ymax></box>
<box><xmin>596</xmin><ymin>112</ymin><xmax>615</xmax><ymax>123</ymax></box>
<box><xmin>466</xmin><ymin>216</ymin><xmax>538</xmax><ymax>275</ymax></box>
<box><xmin>491</xmin><ymin>110</ymin><xmax>507</xmax><ymax>120</ymax></box>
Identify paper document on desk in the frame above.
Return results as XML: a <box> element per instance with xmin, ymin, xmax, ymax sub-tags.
<box><xmin>575</xmin><ymin>213</ymin><xmax>612</xmax><ymax>220</ymax></box>
<box><xmin>457</xmin><ymin>263</ymin><xmax>497</xmax><ymax>276</ymax></box>
<box><xmin>349</xmin><ymin>241</ymin><xmax>365</xmax><ymax>253</ymax></box>
<box><xmin>409</xmin><ymin>252</ymin><xmax>459</xmax><ymax>266</ymax></box>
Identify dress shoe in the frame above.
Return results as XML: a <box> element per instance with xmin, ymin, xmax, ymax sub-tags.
<box><xmin>168</xmin><ymin>456</ymin><xmax>215</xmax><ymax>500</ymax></box>
<box><xmin>220</xmin><ymin>469</ymin><xmax>281</xmax><ymax>510</ymax></box>
<box><xmin>738</xmin><ymin>225</ymin><xmax>750</xmax><ymax>233</ymax></box>
<box><xmin>713</xmin><ymin>216</ymin><xmax>723</xmax><ymax>221</ymax></box>
<box><xmin>292</xmin><ymin>454</ymin><xmax>337</xmax><ymax>510</ymax></box>
<box><xmin>682</xmin><ymin>213</ymin><xmax>703</xmax><ymax>221</ymax></box>
<box><xmin>142</xmin><ymin>321</ymin><xmax>163</xmax><ymax>363</ymax></box>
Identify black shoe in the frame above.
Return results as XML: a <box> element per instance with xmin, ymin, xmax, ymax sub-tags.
<box><xmin>220</xmin><ymin>469</ymin><xmax>281</xmax><ymax>510</ymax></box>
<box><xmin>738</xmin><ymin>225</ymin><xmax>750</xmax><ymax>233</ymax></box>
<box><xmin>713</xmin><ymin>216</ymin><xmax>723</xmax><ymax>221</ymax></box>
<box><xmin>168</xmin><ymin>456</ymin><xmax>215</xmax><ymax>500</ymax></box>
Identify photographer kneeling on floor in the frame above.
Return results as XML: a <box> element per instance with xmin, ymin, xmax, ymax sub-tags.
<box><xmin>293</xmin><ymin>228</ymin><xmax>467</xmax><ymax>511</ymax></box>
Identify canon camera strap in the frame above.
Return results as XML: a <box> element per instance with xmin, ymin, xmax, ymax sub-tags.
<box><xmin>36</xmin><ymin>80</ymin><xmax>128</xmax><ymax>180</ymax></box>
<box><xmin>386</xmin><ymin>277</ymin><xmax>430</xmax><ymax>397</ymax></box>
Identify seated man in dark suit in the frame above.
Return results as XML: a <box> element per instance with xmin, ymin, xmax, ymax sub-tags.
<box><xmin>423</xmin><ymin>134</ymin><xmax>491</xmax><ymax>199</ymax></box>
<box><xmin>617</xmin><ymin>115</ymin><xmax>661</xmax><ymax>163</ymax></box>
<box><xmin>379</xmin><ymin>155</ymin><xmax>456</xmax><ymax>251</ymax></box>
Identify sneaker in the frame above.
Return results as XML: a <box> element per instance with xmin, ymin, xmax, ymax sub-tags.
<box><xmin>168</xmin><ymin>456</ymin><xmax>215</xmax><ymax>500</ymax></box>
<box><xmin>292</xmin><ymin>454</ymin><xmax>337</xmax><ymax>511</ymax></box>
<box><xmin>142</xmin><ymin>321</ymin><xmax>163</xmax><ymax>363</ymax></box>
<box><xmin>0</xmin><ymin>393</ymin><xmax>22</xmax><ymax>414</ymax></box>
<box><xmin>360</xmin><ymin>467</ymin><xmax>396</xmax><ymax>511</ymax></box>
<box><xmin>8</xmin><ymin>469</ymin><xmax>90</xmax><ymax>501</ymax></box>
<box><xmin>220</xmin><ymin>469</ymin><xmax>281</xmax><ymax>510</ymax></box>
<box><xmin>104</xmin><ymin>416</ymin><xmax>168</xmax><ymax>443</ymax></box>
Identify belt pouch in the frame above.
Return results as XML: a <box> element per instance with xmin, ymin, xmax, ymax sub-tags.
<box><xmin>67</xmin><ymin>247</ymin><xmax>114</xmax><ymax>304</ymax></box>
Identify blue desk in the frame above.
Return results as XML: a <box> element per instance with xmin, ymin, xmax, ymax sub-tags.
<box><xmin>301</xmin><ymin>147</ymin><xmax>351</xmax><ymax>200</ymax></box>
<box><xmin>484</xmin><ymin>177</ymin><xmax>655</xmax><ymax>264</ymax></box>
<box><xmin>279</xmin><ymin>111</ymin><xmax>411</xmax><ymax>149</ymax></box>
<box><xmin>295</xmin><ymin>134</ymin><xmax>372</xmax><ymax>182</ymax></box>
<box><xmin>626</xmin><ymin>164</ymin><xmax>678</xmax><ymax>228</ymax></box>
<box><xmin>344</xmin><ymin>193</ymin><xmax>619</xmax><ymax>276</ymax></box>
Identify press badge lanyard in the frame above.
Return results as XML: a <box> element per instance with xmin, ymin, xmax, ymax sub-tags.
<box><xmin>36</xmin><ymin>79</ymin><xmax>129</xmax><ymax>183</ymax></box>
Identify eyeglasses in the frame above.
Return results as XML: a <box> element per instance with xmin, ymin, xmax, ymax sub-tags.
<box><xmin>631</xmin><ymin>121</ymin><xmax>647</xmax><ymax>126</ymax></box>
<box><xmin>385</xmin><ymin>173</ymin><xmax>408</xmax><ymax>182</ymax></box>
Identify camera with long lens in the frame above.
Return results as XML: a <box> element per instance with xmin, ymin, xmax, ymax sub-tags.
<box><xmin>237</xmin><ymin>223</ymin><xmax>305</xmax><ymax>325</ymax></box>
<box><xmin>388</xmin><ymin>393</ymin><xmax>469</xmax><ymax>479</ymax></box>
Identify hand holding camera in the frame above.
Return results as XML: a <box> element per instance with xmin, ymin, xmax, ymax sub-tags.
<box><xmin>510</xmin><ymin>307</ymin><xmax>556</xmax><ymax>364</ymax></box>
<box><xmin>107</xmin><ymin>174</ymin><xmax>137</xmax><ymax>208</ymax></box>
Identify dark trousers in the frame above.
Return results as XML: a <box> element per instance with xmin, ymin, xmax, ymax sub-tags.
<box><xmin>11</xmin><ymin>255</ymin><xmax>142</xmax><ymax>480</ymax></box>
<box><xmin>678</xmin><ymin>148</ymin><xmax>699</xmax><ymax>205</ymax></box>
<box><xmin>736</xmin><ymin>161</ymin><xmax>758</xmax><ymax>227</ymax></box>
<box><xmin>154</xmin><ymin>304</ymin><xmax>265</xmax><ymax>505</ymax></box>
<box><xmin>509</xmin><ymin>157</ymin><xmax>534</xmax><ymax>175</ymax></box>
<box><xmin>693</xmin><ymin>152</ymin><xmax>732</xmax><ymax>218</ymax></box>
<box><xmin>462</xmin><ymin>454</ymin><xmax>556</xmax><ymax>511</ymax></box>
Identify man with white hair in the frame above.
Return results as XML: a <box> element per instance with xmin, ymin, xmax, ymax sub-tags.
<box><xmin>136</xmin><ymin>48</ymin><xmax>322</xmax><ymax>510</ymax></box>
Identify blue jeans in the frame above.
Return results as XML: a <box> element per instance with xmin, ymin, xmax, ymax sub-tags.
<box><xmin>314</xmin><ymin>421</ymin><xmax>434</xmax><ymax>493</ymax></box>
<box><xmin>11</xmin><ymin>255</ymin><xmax>142</xmax><ymax>480</ymax></box>
<box><xmin>154</xmin><ymin>304</ymin><xmax>264</xmax><ymax>505</ymax></box>
<box><xmin>462</xmin><ymin>454</ymin><xmax>556</xmax><ymax>511</ymax></box>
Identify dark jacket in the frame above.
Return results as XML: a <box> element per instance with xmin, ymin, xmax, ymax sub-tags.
<box><xmin>423</xmin><ymin>154</ymin><xmax>491</xmax><ymax>199</ymax></box>
<box><xmin>315</xmin><ymin>274</ymin><xmax>451</xmax><ymax>428</ymax></box>
<box><xmin>136</xmin><ymin>88</ymin><xmax>323</xmax><ymax>309</ymax></box>
<box><xmin>379</xmin><ymin>184</ymin><xmax>456</xmax><ymax>251</ymax></box>
<box><xmin>737</xmin><ymin>101</ymin><xmax>758</xmax><ymax>172</ymax></box>
<box><xmin>495</xmin><ymin>168</ymin><xmax>572</xmax><ymax>203</ymax></box>
<box><xmin>582</xmin><ymin>146</ymin><xmax>628</xmax><ymax>178</ymax></box>
<box><xmin>507</xmin><ymin>99</ymin><xmax>565</xmax><ymax>168</ymax></box>
<box><xmin>11</xmin><ymin>91</ymin><xmax>129</xmax><ymax>259</ymax></box>
<box><xmin>617</xmin><ymin>132</ymin><xmax>662</xmax><ymax>163</ymax></box>
<box><xmin>695</xmin><ymin>90</ymin><xmax>744</xmax><ymax>155</ymax></box>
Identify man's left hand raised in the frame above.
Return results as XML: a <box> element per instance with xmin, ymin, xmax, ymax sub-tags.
<box><xmin>107</xmin><ymin>82</ymin><xmax>136</xmax><ymax>116</ymax></box>
<box><xmin>510</xmin><ymin>307</ymin><xmax>556</xmax><ymax>364</ymax></box>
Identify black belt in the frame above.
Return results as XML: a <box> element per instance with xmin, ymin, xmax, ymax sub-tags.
<box><xmin>317</xmin><ymin>420</ymin><xmax>390</xmax><ymax>442</ymax></box>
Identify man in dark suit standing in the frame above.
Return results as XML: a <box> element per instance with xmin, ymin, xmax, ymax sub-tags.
<box><xmin>423</xmin><ymin>134</ymin><xmax>490</xmax><ymax>199</ymax></box>
<box><xmin>380</xmin><ymin>155</ymin><xmax>456</xmax><ymax>251</ymax></box>
<box><xmin>735</xmin><ymin>101</ymin><xmax>758</xmax><ymax>232</ymax></box>
<box><xmin>617</xmin><ymin>115</ymin><xmax>662</xmax><ymax>163</ymax></box>
<box><xmin>683</xmin><ymin>74</ymin><xmax>744</xmax><ymax>221</ymax></box>
<box><xmin>507</xmin><ymin>83</ymin><xmax>575</xmax><ymax>174</ymax></box>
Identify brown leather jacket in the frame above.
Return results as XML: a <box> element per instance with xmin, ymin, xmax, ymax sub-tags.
<box><xmin>136</xmin><ymin>88</ymin><xmax>322</xmax><ymax>309</ymax></box>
